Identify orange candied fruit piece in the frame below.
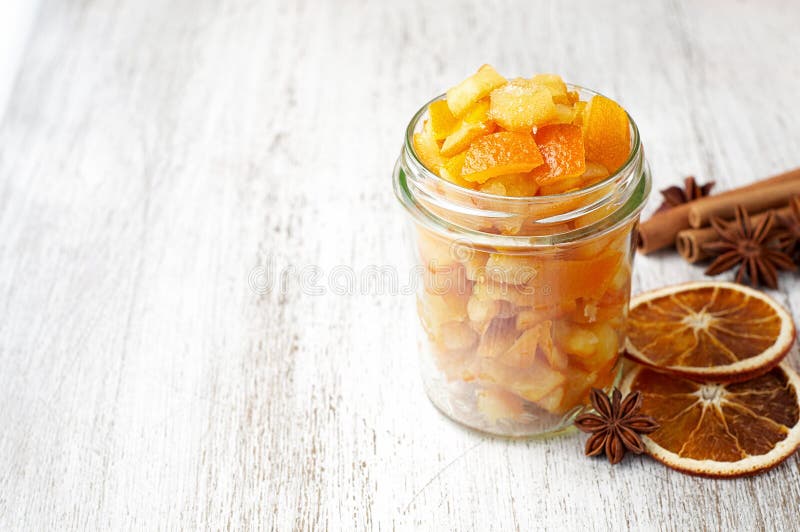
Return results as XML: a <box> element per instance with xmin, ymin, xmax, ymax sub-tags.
<box><xmin>530</xmin><ymin>124</ymin><xmax>586</xmax><ymax>185</ymax></box>
<box><xmin>461</xmin><ymin>131</ymin><xmax>544</xmax><ymax>184</ymax></box>
<box><xmin>527</xmin><ymin>249</ymin><xmax>623</xmax><ymax>302</ymax></box>
<box><xmin>582</xmin><ymin>95</ymin><xmax>631</xmax><ymax>174</ymax></box>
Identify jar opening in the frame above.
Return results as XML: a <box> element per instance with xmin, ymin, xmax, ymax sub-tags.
<box><xmin>393</xmin><ymin>85</ymin><xmax>651</xmax><ymax>248</ymax></box>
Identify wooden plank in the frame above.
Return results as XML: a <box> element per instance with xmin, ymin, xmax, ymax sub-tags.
<box><xmin>0</xmin><ymin>0</ymin><xmax>798</xmax><ymax>529</ymax></box>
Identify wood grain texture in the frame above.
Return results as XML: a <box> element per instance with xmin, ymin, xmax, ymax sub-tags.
<box><xmin>1</xmin><ymin>0</ymin><xmax>799</xmax><ymax>530</ymax></box>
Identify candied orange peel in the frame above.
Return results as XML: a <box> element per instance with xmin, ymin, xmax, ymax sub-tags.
<box><xmin>413</xmin><ymin>66</ymin><xmax>632</xmax><ymax>197</ymax></box>
<box><xmin>410</xmin><ymin>66</ymin><xmax>638</xmax><ymax>430</ymax></box>
<box><xmin>461</xmin><ymin>131</ymin><xmax>544</xmax><ymax>184</ymax></box>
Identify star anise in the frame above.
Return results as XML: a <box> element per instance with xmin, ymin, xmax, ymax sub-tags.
<box><xmin>777</xmin><ymin>196</ymin><xmax>800</xmax><ymax>259</ymax></box>
<box><xmin>655</xmin><ymin>176</ymin><xmax>715</xmax><ymax>213</ymax></box>
<box><xmin>574</xmin><ymin>388</ymin><xmax>660</xmax><ymax>465</ymax></box>
<box><xmin>702</xmin><ymin>205</ymin><xmax>796</xmax><ymax>289</ymax></box>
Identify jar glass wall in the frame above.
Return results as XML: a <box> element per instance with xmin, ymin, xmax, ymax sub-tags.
<box><xmin>393</xmin><ymin>86</ymin><xmax>651</xmax><ymax>437</ymax></box>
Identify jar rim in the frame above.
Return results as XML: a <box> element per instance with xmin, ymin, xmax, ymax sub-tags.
<box><xmin>404</xmin><ymin>85</ymin><xmax>641</xmax><ymax>203</ymax></box>
<box><xmin>393</xmin><ymin>84</ymin><xmax>651</xmax><ymax>248</ymax></box>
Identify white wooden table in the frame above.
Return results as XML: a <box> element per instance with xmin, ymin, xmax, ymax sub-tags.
<box><xmin>1</xmin><ymin>1</ymin><xmax>799</xmax><ymax>529</ymax></box>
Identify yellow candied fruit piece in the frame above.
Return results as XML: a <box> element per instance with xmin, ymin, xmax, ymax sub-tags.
<box><xmin>557</xmin><ymin>367</ymin><xmax>597</xmax><ymax>412</ymax></box>
<box><xmin>499</xmin><ymin>325</ymin><xmax>540</xmax><ymax>368</ymax></box>
<box><xmin>515</xmin><ymin>300</ymin><xmax>576</xmax><ymax>331</ymax></box>
<box><xmin>538</xmin><ymin>322</ymin><xmax>568</xmax><ymax>370</ymax></box>
<box><xmin>538</xmin><ymin>160</ymin><xmax>609</xmax><ymax>197</ymax></box>
<box><xmin>539</xmin><ymin>156</ymin><xmax>601</xmax><ymax>197</ymax></box>
<box><xmin>489</xmin><ymin>83</ymin><xmax>556</xmax><ymax>131</ymax></box>
<box><xmin>531</xmin><ymin>73</ymin><xmax>569</xmax><ymax>104</ymax></box>
<box><xmin>510</xmin><ymin>359</ymin><xmax>565</xmax><ymax>402</ymax></box>
<box><xmin>440</xmin><ymin>122</ymin><xmax>494</xmax><ymax>158</ymax></box>
<box><xmin>485</xmin><ymin>253</ymin><xmax>538</xmax><ymax>285</ymax></box>
<box><xmin>417</xmin><ymin>229</ymin><xmax>460</xmax><ymax>270</ymax></box>
<box><xmin>412</xmin><ymin>122</ymin><xmax>444</xmax><ymax>174</ymax></box>
<box><xmin>433</xmin><ymin>347</ymin><xmax>477</xmax><ymax>383</ymax></box>
<box><xmin>476</xmin><ymin>317</ymin><xmax>518</xmax><ymax>359</ymax></box>
<box><xmin>495</xmin><ymin>300</ymin><xmax>517</xmax><ymax>318</ymax></box>
<box><xmin>472</xmin><ymin>277</ymin><xmax>534</xmax><ymax>307</ymax></box>
<box><xmin>552</xmin><ymin>103</ymin><xmax>577</xmax><ymax>124</ymax></box>
<box><xmin>566</xmin><ymin>91</ymin><xmax>580</xmax><ymax>104</ymax></box>
<box><xmin>607</xmin><ymin>260</ymin><xmax>631</xmax><ymax>294</ymax></box>
<box><xmin>439</xmin><ymin>320</ymin><xmax>479</xmax><ymax>351</ymax></box>
<box><xmin>571</xmin><ymin>299</ymin><xmax>623</xmax><ymax>325</ymax></box>
<box><xmin>461</xmin><ymin>250</ymin><xmax>490</xmax><ymax>281</ymax></box>
<box><xmin>476</xmin><ymin>388</ymin><xmax>525</xmax><ymax>422</ymax></box>
<box><xmin>440</xmin><ymin>152</ymin><xmax>474</xmax><ymax>187</ymax></box>
<box><xmin>478</xmin><ymin>357</ymin><xmax>554</xmax><ymax>399</ymax></box>
<box><xmin>422</xmin><ymin>258</ymin><xmax>466</xmax><ymax>294</ymax></box>
<box><xmin>440</xmin><ymin>108</ymin><xmax>495</xmax><ymax>157</ymax></box>
<box><xmin>492</xmin><ymin>218</ymin><xmax>526</xmax><ymax>236</ymax></box>
<box><xmin>467</xmin><ymin>295</ymin><xmax>500</xmax><ymax>333</ymax></box>
<box><xmin>571</xmin><ymin>298</ymin><xmax>599</xmax><ymax>324</ymax></box>
<box><xmin>419</xmin><ymin>292</ymin><xmax>469</xmax><ymax>330</ymax></box>
<box><xmin>464</xmin><ymin>98</ymin><xmax>491</xmax><ymax>123</ymax></box>
<box><xmin>479</xmin><ymin>180</ymin><xmax>506</xmax><ymax>196</ymax></box>
<box><xmin>580</xmin><ymin>322</ymin><xmax>619</xmax><ymax>371</ymax></box>
<box><xmin>480</xmin><ymin>176</ymin><xmax>527</xmax><ymax>198</ymax></box>
<box><xmin>489</xmin><ymin>173</ymin><xmax>539</xmax><ymax>197</ymax></box>
<box><xmin>428</xmin><ymin>100</ymin><xmax>458</xmax><ymax>140</ymax></box>
<box><xmin>572</xmin><ymin>100</ymin><xmax>587</xmax><ymax>126</ymax></box>
<box><xmin>554</xmin><ymin>321</ymin><xmax>599</xmax><ymax>358</ymax></box>
<box><xmin>537</xmin><ymin>175</ymin><xmax>584</xmax><ymax>196</ymax></box>
<box><xmin>516</xmin><ymin>307</ymin><xmax>544</xmax><ymax>330</ymax></box>
<box><xmin>535</xmin><ymin>387</ymin><xmax>566</xmax><ymax>414</ymax></box>
<box><xmin>446</xmin><ymin>65</ymin><xmax>508</xmax><ymax>118</ymax></box>
<box><xmin>503</xmin><ymin>319</ymin><xmax>567</xmax><ymax>370</ymax></box>
<box><xmin>582</xmin><ymin>161</ymin><xmax>610</xmax><ymax>180</ymax></box>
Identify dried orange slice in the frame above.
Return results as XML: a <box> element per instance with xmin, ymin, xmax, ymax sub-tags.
<box><xmin>625</xmin><ymin>281</ymin><xmax>795</xmax><ymax>382</ymax></box>
<box><xmin>621</xmin><ymin>363</ymin><xmax>800</xmax><ymax>477</ymax></box>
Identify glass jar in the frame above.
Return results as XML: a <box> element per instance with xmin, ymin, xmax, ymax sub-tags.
<box><xmin>393</xmin><ymin>86</ymin><xmax>651</xmax><ymax>437</ymax></box>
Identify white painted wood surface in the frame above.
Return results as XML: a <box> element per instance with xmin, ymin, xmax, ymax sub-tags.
<box><xmin>0</xmin><ymin>0</ymin><xmax>41</xmax><ymax>123</ymax></box>
<box><xmin>1</xmin><ymin>1</ymin><xmax>799</xmax><ymax>530</ymax></box>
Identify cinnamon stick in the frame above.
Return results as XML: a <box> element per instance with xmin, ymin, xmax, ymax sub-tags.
<box><xmin>636</xmin><ymin>205</ymin><xmax>691</xmax><ymax>254</ymax></box>
<box><xmin>637</xmin><ymin>167</ymin><xmax>800</xmax><ymax>254</ymax></box>
<box><xmin>676</xmin><ymin>206</ymin><xmax>793</xmax><ymax>263</ymax></box>
<box><xmin>687</xmin><ymin>179</ymin><xmax>800</xmax><ymax>228</ymax></box>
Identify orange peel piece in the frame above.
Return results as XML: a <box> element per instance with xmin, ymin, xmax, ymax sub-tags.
<box><xmin>531</xmin><ymin>124</ymin><xmax>587</xmax><ymax>185</ymax></box>
<box><xmin>582</xmin><ymin>95</ymin><xmax>631</xmax><ymax>173</ymax></box>
<box><xmin>461</xmin><ymin>131</ymin><xmax>544</xmax><ymax>184</ymax></box>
